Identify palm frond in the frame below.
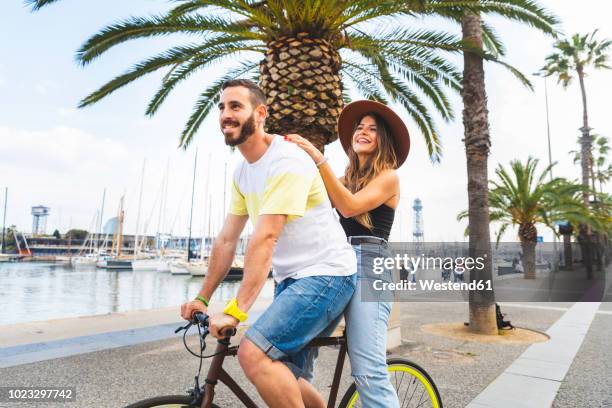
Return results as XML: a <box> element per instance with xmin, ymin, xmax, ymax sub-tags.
<box><xmin>348</xmin><ymin>27</ymin><xmax>466</xmax><ymax>53</ymax></box>
<box><xmin>347</xmin><ymin>35</ymin><xmax>463</xmax><ymax>89</ymax></box>
<box><xmin>25</xmin><ymin>0</ymin><xmax>61</xmax><ymax>11</ymax></box>
<box><xmin>342</xmin><ymin>61</ymin><xmax>389</xmax><ymax>104</ymax></box>
<box><xmin>79</xmin><ymin>42</ymin><xmax>261</xmax><ymax>108</ymax></box>
<box><xmin>480</xmin><ymin>20</ymin><xmax>506</xmax><ymax>57</ymax></box>
<box><xmin>76</xmin><ymin>14</ymin><xmax>265</xmax><ymax>65</ymax></box>
<box><xmin>377</xmin><ymin>65</ymin><xmax>442</xmax><ymax>162</ymax></box>
<box><xmin>426</xmin><ymin>0</ymin><xmax>559</xmax><ymax>36</ymax></box>
<box><xmin>146</xmin><ymin>39</ymin><xmax>261</xmax><ymax>115</ymax></box>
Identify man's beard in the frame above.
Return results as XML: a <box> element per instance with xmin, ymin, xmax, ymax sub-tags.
<box><xmin>224</xmin><ymin>114</ymin><xmax>256</xmax><ymax>147</ymax></box>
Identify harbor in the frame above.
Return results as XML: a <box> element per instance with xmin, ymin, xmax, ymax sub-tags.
<box><xmin>0</xmin><ymin>261</ymin><xmax>274</xmax><ymax>326</ymax></box>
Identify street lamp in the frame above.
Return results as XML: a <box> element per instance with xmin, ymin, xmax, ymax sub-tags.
<box><xmin>534</xmin><ymin>72</ymin><xmax>559</xmax><ymax>271</ymax></box>
<box><xmin>533</xmin><ymin>72</ymin><xmax>554</xmax><ymax>179</ymax></box>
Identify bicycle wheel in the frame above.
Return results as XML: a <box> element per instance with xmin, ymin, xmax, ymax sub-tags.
<box><xmin>338</xmin><ymin>358</ymin><xmax>443</xmax><ymax>408</ymax></box>
<box><xmin>124</xmin><ymin>394</ymin><xmax>221</xmax><ymax>408</ymax></box>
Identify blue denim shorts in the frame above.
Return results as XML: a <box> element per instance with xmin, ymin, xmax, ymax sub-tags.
<box><xmin>244</xmin><ymin>273</ymin><xmax>356</xmax><ymax>378</ymax></box>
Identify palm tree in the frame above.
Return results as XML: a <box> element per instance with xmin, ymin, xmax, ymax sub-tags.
<box><xmin>571</xmin><ymin>134</ymin><xmax>611</xmax><ymax>194</ymax></box>
<box><xmin>460</xmin><ymin>157</ymin><xmax>590</xmax><ymax>279</ymax></box>
<box><xmin>591</xmin><ymin>193</ymin><xmax>612</xmax><ymax>236</ymax></box>
<box><xmin>426</xmin><ymin>1</ymin><xmax>557</xmax><ymax>333</ymax></box>
<box><xmin>28</xmin><ymin>0</ymin><xmax>474</xmax><ymax>156</ymax></box>
<box><xmin>592</xmin><ymin>136</ymin><xmax>611</xmax><ymax>193</ymax></box>
<box><xmin>569</xmin><ymin>132</ymin><xmax>611</xmax><ymax>273</ymax></box>
<box><xmin>542</xmin><ymin>31</ymin><xmax>610</xmax><ymax>277</ymax></box>
<box><xmin>542</xmin><ymin>31</ymin><xmax>611</xmax><ymax>201</ymax></box>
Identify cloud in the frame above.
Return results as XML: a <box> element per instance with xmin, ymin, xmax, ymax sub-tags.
<box><xmin>0</xmin><ymin>125</ymin><xmax>130</xmax><ymax>175</ymax></box>
<box><xmin>0</xmin><ymin>125</ymin><xmax>135</xmax><ymax>233</ymax></box>
<box><xmin>33</xmin><ymin>80</ymin><xmax>58</xmax><ymax>96</ymax></box>
<box><xmin>55</xmin><ymin>107</ymin><xmax>77</xmax><ymax>117</ymax></box>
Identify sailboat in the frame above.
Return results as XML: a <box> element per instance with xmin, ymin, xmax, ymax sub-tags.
<box><xmin>170</xmin><ymin>150</ymin><xmax>198</xmax><ymax>276</ymax></box>
<box><xmin>71</xmin><ymin>211</ymin><xmax>100</xmax><ymax>268</ymax></box>
<box><xmin>130</xmin><ymin>159</ymin><xmax>166</xmax><ymax>271</ymax></box>
<box><xmin>188</xmin><ymin>155</ymin><xmax>212</xmax><ymax>277</ymax></box>
<box><xmin>97</xmin><ymin>195</ymin><xmax>132</xmax><ymax>270</ymax></box>
<box><xmin>186</xmin><ymin>231</ymin><xmax>208</xmax><ymax>277</ymax></box>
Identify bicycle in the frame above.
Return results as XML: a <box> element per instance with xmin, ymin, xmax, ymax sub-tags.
<box><xmin>126</xmin><ymin>312</ymin><xmax>443</xmax><ymax>408</ymax></box>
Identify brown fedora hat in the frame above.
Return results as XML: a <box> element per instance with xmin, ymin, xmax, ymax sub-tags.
<box><xmin>337</xmin><ymin>100</ymin><xmax>410</xmax><ymax>167</ymax></box>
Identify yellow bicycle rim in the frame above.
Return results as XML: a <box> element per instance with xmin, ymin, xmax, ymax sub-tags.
<box><xmin>345</xmin><ymin>363</ymin><xmax>440</xmax><ymax>408</ymax></box>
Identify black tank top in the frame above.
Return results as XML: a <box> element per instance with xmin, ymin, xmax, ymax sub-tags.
<box><xmin>338</xmin><ymin>204</ymin><xmax>395</xmax><ymax>241</ymax></box>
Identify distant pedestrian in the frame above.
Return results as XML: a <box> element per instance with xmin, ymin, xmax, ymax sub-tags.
<box><xmin>453</xmin><ymin>262</ymin><xmax>464</xmax><ymax>282</ymax></box>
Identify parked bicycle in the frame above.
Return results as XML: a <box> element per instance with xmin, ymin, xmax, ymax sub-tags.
<box><xmin>125</xmin><ymin>312</ymin><xmax>443</xmax><ymax>408</ymax></box>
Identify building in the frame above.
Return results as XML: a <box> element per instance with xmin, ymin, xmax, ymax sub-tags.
<box><xmin>31</xmin><ymin>206</ymin><xmax>50</xmax><ymax>235</ymax></box>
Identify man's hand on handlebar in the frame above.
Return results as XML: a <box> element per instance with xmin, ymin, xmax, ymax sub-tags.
<box><xmin>181</xmin><ymin>300</ymin><xmax>207</xmax><ymax>321</ymax></box>
<box><xmin>209</xmin><ymin>313</ymin><xmax>239</xmax><ymax>339</ymax></box>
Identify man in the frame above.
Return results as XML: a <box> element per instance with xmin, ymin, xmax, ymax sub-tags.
<box><xmin>180</xmin><ymin>79</ymin><xmax>356</xmax><ymax>408</ymax></box>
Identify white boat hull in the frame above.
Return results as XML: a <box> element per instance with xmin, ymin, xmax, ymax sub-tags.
<box><xmin>169</xmin><ymin>262</ymin><xmax>189</xmax><ymax>275</ymax></box>
<box><xmin>132</xmin><ymin>259</ymin><xmax>163</xmax><ymax>271</ymax></box>
<box><xmin>186</xmin><ymin>262</ymin><xmax>208</xmax><ymax>276</ymax></box>
<box><xmin>71</xmin><ymin>257</ymin><xmax>97</xmax><ymax>268</ymax></box>
<box><xmin>156</xmin><ymin>260</ymin><xmax>170</xmax><ymax>272</ymax></box>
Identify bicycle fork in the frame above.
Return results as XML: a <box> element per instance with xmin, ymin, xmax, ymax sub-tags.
<box><xmin>201</xmin><ymin>338</ymin><xmax>258</xmax><ymax>408</ymax></box>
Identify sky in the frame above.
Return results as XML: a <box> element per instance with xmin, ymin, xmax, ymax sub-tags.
<box><xmin>1</xmin><ymin>0</ymin><xmax>611</xmax><ymax>243</ymax></box>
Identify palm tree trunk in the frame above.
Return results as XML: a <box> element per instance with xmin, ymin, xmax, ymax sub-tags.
<box><xmin>520</xmin><ymin>239</ymin><xmax>537</xmax><ymax>279</ymax></box>
<box><xmin>519</xmin><ymin>222</ymin><xmax>538</xmax><ymax>279</ymax></box>
<box><xmin>461</xmin><ymin>11</ymin><xmax>497</xmax><ymax>335</ymax></box>
<box><xmin>563</xmin><ymin>232</ymin><xmax>573</xmax><ymax>270</ymax></box>
<box><xmin>577</xmin><ymin>66</ymin><xmax>591</xmax><ymax>200</ymax></box>
<box><xmin>577</xmin><ymin>66</ymin><xmax>594</xmax><ymax>278</ymax></box>
<box><xmin>590</xmin><ymin>159</ymin><xmax>597</xmax><ymax>192</ymax></box>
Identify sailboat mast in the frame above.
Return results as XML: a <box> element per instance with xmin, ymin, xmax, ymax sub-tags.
<box><xmin>1</xmin><ymin>187</ymin><xmax>7</xmax><ymax>254</ymax></box>
<box><xmin>201</xmin><ymin>155</ymin><xmax>211</xmax><ymax>261</ymax></box>
<box><xmin>156</xmin><ymin>158</ymin><xmax>169</xmax><ymax>253</ymax></box>
<box><xmin>117</xmin><ymin>196</ymin><xmax>125</xmax><ymax>257</ymax></box>
<box><xmin>207</xmin><ymin>194</ymin><xmax>212</xmax><ymax>257</ymax></box>
<box><xmin>187</xmin><ymin>149</ymin><xmax>198</xmax><ymax>262</ymax></box>
<box><xmin>134</xmin><ymin>159</ymin><xmax>146</xmax><ymax>259</ymax></box>
<box><xmin>223</xmin><ymin>162</ymin><xmax>228</xmax><ymax>221</ymax></box>
<box><xmin>98</xmin><ymin>188</ymin><xmax>106</xmax><ymax>252</ymax></box>
<box><xmin>67</xmin><ymin>216</ymin><xmax>72</xmax><ymax>259</ymax></box>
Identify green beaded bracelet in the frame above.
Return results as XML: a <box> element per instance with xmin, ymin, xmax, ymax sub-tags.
<box><xmin>195</xmin><ymin>294</ymin><xmax>209</xmax><ymax>307</ymax></box>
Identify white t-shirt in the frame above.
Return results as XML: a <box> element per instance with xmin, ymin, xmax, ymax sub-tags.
<box><xmin>229</xmin><ymin>135</ymin><xmax>357</xmax><ymax>282</ymax></box>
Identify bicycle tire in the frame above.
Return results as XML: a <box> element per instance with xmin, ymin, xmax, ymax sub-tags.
<box><xmin>338</xmin><ymin>357</ymin><xmax>443</xmax><ymax>408</ymax></box>
<box><xmin>124</xmin><ymin>394</ymin><xmax>221</xmax><ymax>408</ymax></box>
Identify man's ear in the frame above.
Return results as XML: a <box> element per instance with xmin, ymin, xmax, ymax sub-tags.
<box><xmin>255</xmin><ymin>104</ymin><xmax>268</xmax><ymax>125</ymax></box>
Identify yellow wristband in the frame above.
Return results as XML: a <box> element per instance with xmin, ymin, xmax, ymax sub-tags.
<box><xmin>223</xmin><ymin>298</ymin><xmax>249</xmax><ymax>322</ymax></box>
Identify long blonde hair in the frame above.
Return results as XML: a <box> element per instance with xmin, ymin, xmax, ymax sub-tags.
<box><xmin>342</xmin><ymin>112</ymin><xmax>398</xmax><ymax>229</ymax></box>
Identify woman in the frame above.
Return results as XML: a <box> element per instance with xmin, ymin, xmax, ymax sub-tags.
<box><xmin>285</xmin><ymin>100</ymin><xmax>410</xmax><ymax>408</ymax></box>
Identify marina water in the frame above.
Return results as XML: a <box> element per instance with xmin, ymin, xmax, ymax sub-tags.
<box><xmin>0</xmin><ymin>262</ymin><xmax>275</xmax><ymax>325</ymax></box>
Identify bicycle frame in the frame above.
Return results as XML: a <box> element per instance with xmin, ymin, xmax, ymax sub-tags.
<box><xmin>200</xmin><ymin>334</ymin><xmax>349</xmax><ymax>408</ymax></box>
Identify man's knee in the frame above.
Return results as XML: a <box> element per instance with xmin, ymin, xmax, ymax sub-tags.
<box><xmin>238</xmin><ymin>338</ymin><xmax>268</xmax><ymax>378</ymax></box>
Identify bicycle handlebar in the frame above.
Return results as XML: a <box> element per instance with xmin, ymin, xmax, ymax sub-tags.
<box><xmin>175</xmin><ymin>312</ymin><xmax>237</xmax><ymax>338</ymax></box>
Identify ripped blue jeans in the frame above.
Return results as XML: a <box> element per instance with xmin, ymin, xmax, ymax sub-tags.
<box><xmin>301</xmin><ymin>237</ymin><xmax>400</xmax><ymax>407</ymax></box>
<box><xmin>345</xmin><ymin>237</ymin><xmax>399</xmax><ymax>408</ymax></box>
